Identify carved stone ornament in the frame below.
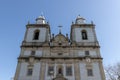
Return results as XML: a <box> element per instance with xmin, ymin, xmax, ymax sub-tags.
<box><xmin>53</xmin><ymin>74</ymin><xmax>67</xmax><ymax>80</ymax></box>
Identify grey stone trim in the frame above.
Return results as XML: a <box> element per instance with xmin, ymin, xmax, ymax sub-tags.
<box><xmin>99</xmin><ymin>61</ymin><xmax>106</xmax><ymax>80</ymax></box>
<box><xmin>74</xmin><ymin>62</ymin><xmax>80</xmax><ymax>80</ymax></box>
<box><xmin>14</xmin><ymin>61</ymin><xmax>21</xmax><ymax>80</ymax></box>
<box><xmin>40</xmin><ymin>62</ymin><xmax>46</xmax><ymax>80</ymax></box>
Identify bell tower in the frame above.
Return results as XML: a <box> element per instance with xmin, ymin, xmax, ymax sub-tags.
<box><xmin>14</xmin><ymin>15</ymin><xmax>51</xmax><ymax>80</ymax></box>
<box><xmin>70</xmin><ymin>15</ymin><xmax>105</xmax><ymax>80</ymax></box>
<box><xmin>71</xmin><ymin>15</ymin><xmax>98</xmax><ymax>44</ymax></box>
<box><xmin>24</xmin><ymin>15</ymin><xmax>50</xmax><ymax>43</ymax></box>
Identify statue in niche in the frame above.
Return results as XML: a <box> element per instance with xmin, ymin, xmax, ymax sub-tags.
<box><xmin>58</xmin><ymin>68</ymin><xmax>63</xmax><ymax>75</ymax></box>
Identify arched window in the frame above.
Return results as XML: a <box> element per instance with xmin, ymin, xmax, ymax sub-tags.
<box><xmin>81</xmin><ymin>30</ymin><xmax>88</xmax><ymax>40</ymax></box>
<box><xmin>33</xmin><ymin>30</ymin><xmax>39</xmax><ymax>40</ymax></box>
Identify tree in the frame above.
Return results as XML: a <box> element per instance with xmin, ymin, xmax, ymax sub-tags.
<box><xmin>105</xmin><ymin>62</ymin><xmax>120</xmax><ymax>80</ymax></box>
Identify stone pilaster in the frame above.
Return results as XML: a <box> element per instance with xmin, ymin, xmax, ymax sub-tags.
<box><xmin>74</xmin><ymin>62</ymin><xmax>80</xmax><ymax>80</ymax></box>
<box><xmin>99</xmin><ymin>61</ymin><xmax>106</xmax><ymax>80</ymax></box>
<box><xmin>40</xmin><ymin>62</ymin><xmax>46</xmax><ymax>80</ymax></box>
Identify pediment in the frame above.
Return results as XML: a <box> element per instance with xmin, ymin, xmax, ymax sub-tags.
<box><xmin>50</xmin><ymin>33</ymin><xmax>70</xmax><ymax>46</ymax></box>
<box><xmin>54</xmin><ymin>34</ymin><xmax>68</xmax><ymax>42</ymax></box>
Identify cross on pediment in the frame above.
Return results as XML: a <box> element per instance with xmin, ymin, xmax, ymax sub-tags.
<box><xmin>58</xmin><ymin>25</ymin><xmax>62</xmax><ymax>34</ymax></box>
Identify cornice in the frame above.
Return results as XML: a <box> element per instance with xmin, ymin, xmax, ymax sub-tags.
<box><xmin>26</xmin><ymin>24</ymin><xmax>50</xmax><ymax>29</ymax></box>
<box><xmin>71</xmin><ymin>23</ymin><xmax>95</xmax><ymax>27</ymax></box>
<box><xmin>18</xmin><ymin>56</ymin><xmax>103</xmax><ymax>60</ymax></box>
<box><xmin>20</xmin><ymin>45</ymin><xmax>100</xmax><ymax>49</ymax></box>
<box><xmin>21</xmin><ymin>41</ymin><xmax>100</xmax><ymax>48</ymax></box>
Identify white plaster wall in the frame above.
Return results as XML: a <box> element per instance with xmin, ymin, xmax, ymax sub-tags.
<box><xmin>90</xmin><ymin>50</ymin><xmax>97</xmax><ymax>57</ymax></box>
<box><xmin>24</xmin><ymin>50</ymin><xmax>31</xmax><ymax>56</ymax></box>
<box><xmin>78</xmin><ymin>51</ymin><xmax>84</xmax><ymax>57</ymax></box>
<box><xmin>74</xmin><ymin>28</ymin><xmax>95</xmax><ymax>42</ymax></box>
<box><xmin>79</xmin><ymin>62</ymin><xmax>102</xmax><ymax>80</ymax></box>
<box><xmin>74</xmin><ymin>28</ymin><xmax>81</xmax><ymax>42</ymax></box>
<box><xmin>36</xmin><ymin>50</ymin><xmax>42</xmax><ymax>56</ymax></box>
<box><xmin>79</xmin><ymin>63</ymin><xmax>87</xmax><ymax>80</ymax></box>
<box><xmin>92</xmin><ymin>62</ymin><xmax>102</xmax><ymax>80</ymax></box>
<box><xmin>26</xmin><ymin>28</ymin><xmax>47</xmax><ymax>42</ymax></box>
<box><xmin>18</xmin><ymin>63</ymin><xmax>28</xmax><ymax>80</ymax></box>
<box><xmin>32</xmin><ymin>63</ymin><xmax>41</xmax><ymax>80</ymax></box>
<box><xmin>78</xmin><ymin>50</ymin><xmax>97</xmax><ymax>57</ymax></box>
<box><xmin>18</xmin><ymin>62</ymin><xmax>41</xmax><ymax>80</ymax></box>
<box><xmin>72</xmin><ymin>28</ymin><xmax>75</xmax><ymax>41</ymax></box>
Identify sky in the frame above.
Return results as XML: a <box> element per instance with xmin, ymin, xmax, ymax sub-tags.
<box><xmin>0</xmin><ymin>0</ymin><xmax>120</xmax><ymax>80</ymax></box>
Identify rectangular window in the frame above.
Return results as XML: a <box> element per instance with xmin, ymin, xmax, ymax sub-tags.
<box><xmin>66</xmin><ymin>66</ymin><xmax>72</xmax><ymax>76</ymax></box>
<box><xmin>48</xmin><ymin>66</ymin><xmax>54</xmax><ymax>76</ymax></box>
<box><xmin>85</xmin><ymin>51</ymin><xmax>89</xmax><ymax>56</ymax></box>
<box><xmin>87</xmin><ymin>69</ymin><xmax>93</xmax><ymax>76</ymax></box>
<box><xmin>27</xmin><ymin>68</ymin><xmax>33</xmax><ymax>76</ymax></box>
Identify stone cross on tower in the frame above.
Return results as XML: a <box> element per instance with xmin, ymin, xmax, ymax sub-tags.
<box><xmin>58</xmin><ymin>25</ymin><xmax>62</xmax><ymax>34</ymax></box>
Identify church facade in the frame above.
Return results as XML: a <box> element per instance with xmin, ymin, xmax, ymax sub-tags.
<box><xmin>14</xmin><ymin>15</ymin><xmax>105</xmax><ymax>80</ymax></box>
